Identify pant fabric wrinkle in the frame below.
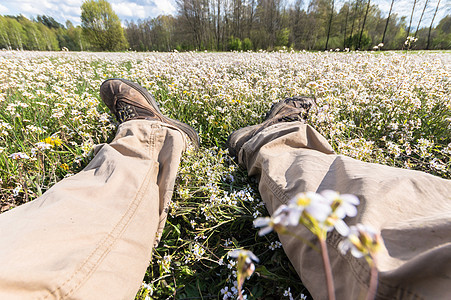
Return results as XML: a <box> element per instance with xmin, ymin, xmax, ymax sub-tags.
<box><xmin>0</xmin><ymin>120</ymin><xmax>186</xmax><ymax>300</ymax></box>
<box><xmin>236</xmin><ymin>122</ymin><xmax>450</xmax><ymax>300</ymax></box>
<box><xmin>0</xmin><ymin>119</ymin><xmax>450</xmax><ymax>300</ymax></box>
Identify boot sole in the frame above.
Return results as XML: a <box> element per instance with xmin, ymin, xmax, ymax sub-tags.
<box><xmin>104</xmin><ymin>78</ymin><xmax>200</xmax><ymax>148</ymax></box>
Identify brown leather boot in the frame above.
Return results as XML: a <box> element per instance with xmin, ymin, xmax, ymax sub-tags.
<box><xmin>100</xmin><ymin>78</ymin><xmax>199</xmax><ymax>147</ymax></box>
<box><xmin>227</xmin><ymin>96</ymin><xmax>314</xmax><ymax>157</ymax></box>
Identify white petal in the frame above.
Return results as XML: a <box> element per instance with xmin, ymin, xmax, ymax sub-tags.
<box><xmin>273</xmin><ymin>204</ymin><xmax>289</xmax><ymax>216</ymax></box>
<box><xmin>334</xmin><ymin>206</ymin><xmax>346</xmax><ymax>219</ymax></box>
<box><xmin>342</xmin><ymin>194</ymin><xmax>360</xmax><ymax>205</ymax></box>
<box><xmin>253</xmin><ymin>217</ymin><xmax>270</xmax><ymax>228</ymax></box>
<box><xmin>320</xmin><ymin>190</ymin><xmax>338</xmax><ymax>201</ymax></box>
<box><xmin>343</xmin><ymin>203</ymin><xmax>358</xmax><ymax>217</ymax></box>
<box><xmin>247</xmin><ymin>251</ymin><xmax>259</xmax><ymax>263</ymax></box>
<box><xmin>351</xmin><ymin>247</ymin><xmax>364</xmax><ymax>258</ymax></box>
<box><xmin>306</xmin><ymin>202</ymin><xmax>331</xmax><ymax>222</ymax></box>
<box><xmin>338</xmin><ymin>240</ymin><xmax>350</xmax><ymax>255</ymax></box>
<box><xmin>287</xmin><ymin>207</ymin><xmax>302</xmax><ymax>226</ymax></box>
<box><xmin>258</xmin><ymin>226</ymin><xmax>274</xmax><ymax>236</ymax></box>
<box><xmin>228</xmin><ymin>249</ymin><xmax>240</xmax><ymax>258</ymax></box>
<box><xmin>334</xmin><ymin>219</ymin><xmax>350</xmax><ymax>236</ymax></box>
<box><xmin>310</xmin><ymin>192</ymin><xmax>332</xmax><ymax>205</ymax></box>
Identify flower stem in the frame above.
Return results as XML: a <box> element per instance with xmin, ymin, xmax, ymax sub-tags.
<box><xmin>282</xmin><ymin>229</ymin><xmax>320</xmax><ymax>252</ymax></box>
<box><xmin>18</xmin><ymin>165</ymin><xmax>29</xmax><ymax>202</ymax></box>
<box><xmin>366</xmin><ymin>257</ymin><xmax>378</xmax><ymax>300</ymax></box>
<box><xmin>319</xmin><ymin>238</ymin><xmax>336</xmax><ymax>300</ymax></box>
<box><xmin>237</xmin><ymin>277</ymin><xmax>244</xmax><ymax>300</ymax></box>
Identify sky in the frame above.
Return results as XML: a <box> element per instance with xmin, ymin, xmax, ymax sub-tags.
<box><xmin>0</xmin><ymin>0</ymin><xmax>449</xmax><ymax>29</ymax></box>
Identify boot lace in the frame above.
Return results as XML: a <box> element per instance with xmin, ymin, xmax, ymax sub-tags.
<box><xmin>116</xmin><ymin>103</ymin><xmax>136</xmax><ymax>123</ymax></box>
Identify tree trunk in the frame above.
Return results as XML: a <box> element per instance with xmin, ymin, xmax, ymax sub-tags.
<box><xmin>343</xmin><ymin>5</ymin><xmax>349</xmax><ymax>49</ymax></box>
<box><xmin>349</xmin><ymin>0</ymin><xmax>360</xmax><ymax>45</ymax></box>
<box><xmin>79</xmin><ymin>35</ymin><xmax>83</xmax><ymax>51</ymax></box>
<box><xmin>32</xmin><ymin>30</ymin><xmax>40</xmax><ymax>50</ymax></box>
<box><xmin>248</xmin><ymin>0</ymin><xmax>255</xmax><ymax>38</ymax></box>
<box><xmin>426</xmin><ymin>0</ymin><xmax>441</xmax><ymax>49</ymax></box>
<box><xmin>406</xmin><ymin>0</ymin><xmax>417</xmax><ymax>37</ymax></box>
<box><xmin>325</xmin><ymin>0</ymin><xmax>335</xmax><ymax>50</ymax></box>
<box><xmin>381</xmin><ymin>0</ymin><xmax>394</xmax><ymax>45</ymax></box>
<box><xmin>414</xmin><ymin>0</ymin><xmax>428</xmax><ymax>38</ymax></box>
<box><xmin>358</xmin><ymin>0</ymin><xmax>370</xmax><ymax>49</ymax></box>
<box><xmin>217</xmin><ymin>0</ymin><xmax>221</xmax><ymax>50</ymax></box>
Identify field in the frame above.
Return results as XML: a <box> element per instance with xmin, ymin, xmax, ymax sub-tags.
<box><xmin>0</xmin><ymin>50</ymin><xmax>450</xmax><ymax>299</ymax></box>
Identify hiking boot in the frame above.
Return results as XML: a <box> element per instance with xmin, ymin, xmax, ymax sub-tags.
<box><xmin>100</xmin><ymin>78</ymin><xmax>199</xmax><ymax>147</ymax></box>
<box><xmin>227</xmin><ymin>96</ymin><xmax>314</xmax><ymax>157</ymax></box>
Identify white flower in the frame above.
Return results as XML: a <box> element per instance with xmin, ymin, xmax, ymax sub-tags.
<box><xmin>254</xmin><ymin>203</ymin><xmax>303</xmax><ymax>235</ymax></box>
<box><xmin>9</xmin><ymin>152</ymin><xmax>30</xmax><ymax>160</ymax></box>
<box><xmin>12</xmin><ymin>185</ymin><xmax>22</xmax><ymax>197</ymax></box>
<box><xmin>318</xmin><ymin>190</ymin><xmax>360</xmax><ymax>236</ymax></box>
<box><xmin>430</xmin><ymin>158</ymin><xmax>445</xmax><ymax>171</ymax></box>
<box><xmin>191</xmin><ymin>243</ymin><xmax>205</xmax><ymax>260</ymax></box>
<box><xmin>268</xmin><ymin>241</ymin><xmax>282</xmax><ymax>250</ymax></box>
<box><xmin>220</xmin><ymin>286</ymin><xmax>233</xmax><ymax>299</ymax></box>
<box><xmin>34</xmin><ymin>142</ymin><xmax>52</xmax><ymax>151</ymax></box>
<box><xmin>141</xmin><ymin>282</ymin><xmax>153</xmax><ymax>296</ymax></box>
<box><xmin>290</xmin><ymin>192</ymin><xmax>332</xmax><ymax>222</ymax></box>
<box><xmin>228</xmin><ymin>249</ymin><xmax>259</xmax><ymax>263</ymax></box>
<box><xmin>283</xmin><ymin>287</ymin><xmax>294</xmax><ymax>299</ymax></box>
<box><xmin>320</xmin><ymin>190</ymin><xmax>359</xmax><ymax>219</ymax></box>
<box><xmin>339</xmin><ymin>224</ymin><xmax>381</xmax><ymax>258</ymax></box>
<box><xmin>252</xmin><ymin>210</ymin><xmax>278</xmax><ymax>235</ymax></box>
<box><xmin>228</xmin><ymin>249</ymin><xmax>259</xmax><ymax>280</ymax></box>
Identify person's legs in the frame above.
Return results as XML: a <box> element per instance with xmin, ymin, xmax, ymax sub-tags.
<box><xmin>228</xmin><ymin>98</ymin><xmax>451</xmax><ymax>299</ymax></box>
<box><xmin>0</xmin><ymin>79</ymin><xmax>198</xmax><ymax>299</ymax></box>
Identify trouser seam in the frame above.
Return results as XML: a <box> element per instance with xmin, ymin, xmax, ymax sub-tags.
<box><xmin>44</xmin><ymin>158</ymin><xmax>156</xmax><ymax>299</ymax></box>
<box><xmin>148</xmin><ymin>125</ymin><xmax>162</xmax><ymax>247</ymax></box>
<box><xmin>261</xmin><ymin>172</ymin><xmax>289</xmax><ymax>205</ymax></box>
<box><xmin>260</xmin><ymin>168</ymin><xmax>423</xmax><ymax>300</ymax></box>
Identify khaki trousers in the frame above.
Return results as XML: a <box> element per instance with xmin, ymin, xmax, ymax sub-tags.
<box><xmin>0</xmin><ymin>120</ymin><xmax>186</xmax><ymax>300</ymax></box>
<box><xmin>1</xmin><ymin>120</ymin><xmax>450</xmax><ymax>300</ymax></box>
<box><xmin>235</xmin><ymin>122</ymin><xmax>451</xmax><ymax>300</ymax></box>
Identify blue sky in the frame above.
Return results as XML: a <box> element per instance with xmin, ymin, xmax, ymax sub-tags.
<box><xmin>0</xmin><ymin>0</ymin><xmax>449</xmax><ymax>28</ymax></box>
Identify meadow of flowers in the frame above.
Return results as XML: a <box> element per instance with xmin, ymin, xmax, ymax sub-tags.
<box><xmin>0</xmin><ymin>50</ymin><xmax>449</xmax><ymax>299</ymax></box>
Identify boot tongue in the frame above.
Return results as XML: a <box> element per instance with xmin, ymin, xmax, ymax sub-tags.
<box><xmin>115</xmin><ymin>101</ymin><xmax>160</xmax><ymax>123</ymax></box>
<box><xmin>252</xmin><ymin>107</ymin><xmax>307</xmax><ymax>137</ymax></box>
<box><xmin>275</xmin><ymin>106</ymin><xmax>306</xmax><ymax>121</ymax></box>
<box><xmin>286</xmin><ymin>97</ymin><xmax>313</xmax><ymax>110</ymax></box>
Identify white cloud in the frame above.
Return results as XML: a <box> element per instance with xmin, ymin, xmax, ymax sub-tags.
<box><xmin>112</xmin><ymin>2</ymin><xmax>147</xmax><ymax>18</ymax></box>
<box><xmin>2</xmin><ymin>0</ymin><xmax>82</xmax><ymax>24</ymax></box>
<box><xmin>383</xmin><ymin>0</ymin><xmax>448</xmax><ymax>30</ymax></box>
<box><xmin>65</xmin><ymin>15</ymin><xmax>81</xmax><ymax>25</ymax></box>
<box><xmin>21</xmin><ymin>3</ymin><xmax>43</xmax><ymax>15</ymax></box>
<box><xmin>154</xmin><ymin>0</ymin><xmax>176</xmax><ymax>15</ymax></box>
<box><xmin>111</xmin><ymin>0</ymin><xmax>177</xmax><ymax>20</ymax></box>
<box><xmin>333</xmin><ymin>0</ymin><xmax>447</xmax><ymax>29</ymax></box>
<box><xmin>0</xmin><ymin>4</ymin><xmax>9</xmax><ymax>14</ymax></box>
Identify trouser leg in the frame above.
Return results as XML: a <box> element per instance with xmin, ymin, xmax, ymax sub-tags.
<box><xmin>235</xmin><ymin>122</ymin><xmax>451</xmax><ymax>300</ymax></box>
<box><xmin>0</xmin><ymin>120</ymin><xmax>186</xmax><ymax>300</ymax></box>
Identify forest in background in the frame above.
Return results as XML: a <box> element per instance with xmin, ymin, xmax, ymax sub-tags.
<box><xmin>0</xmin><ymin>0</ymin><xmax>450</xmax><ymax>52</ymax></box>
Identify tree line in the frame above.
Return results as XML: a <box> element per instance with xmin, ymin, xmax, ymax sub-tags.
<box><xmin>0</xmin><ymin>0</ymin><xmax>449</xmax><ymax>52</ymax></box>
<box><xmin>0</xmin><ymin>15</ymin><xmax>86</xmax><ymax>51</ymax></box>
